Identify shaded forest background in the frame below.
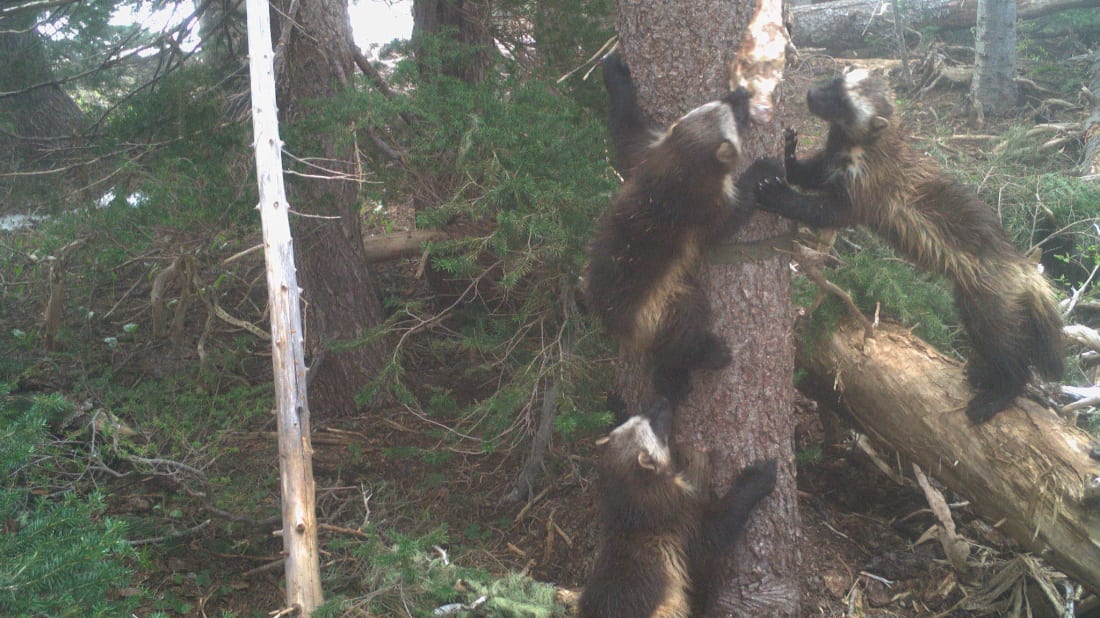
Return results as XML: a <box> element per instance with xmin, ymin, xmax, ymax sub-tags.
<box><xmin>3</xmin><ymin>0</ymin><xmax>1100</xmax><ymax>615</ymax></box>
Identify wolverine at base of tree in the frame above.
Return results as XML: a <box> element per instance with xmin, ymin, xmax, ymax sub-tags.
<box><xmin>578</xmin><ymin>397</ymin><xmax>777</xmax><ymax>618</ymax></box>
<box><xmin>756</xmin><ymin>68</ymin><xmax>1063</xmax><ymax>423</ymax></box>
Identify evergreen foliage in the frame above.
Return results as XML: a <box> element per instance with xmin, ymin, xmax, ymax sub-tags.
<box><xmin>0</xmin><ymin>385</ymin><xmax>140</xmax><ymax>616</ymax></box>
<box><xmin>341</xmin><ymin>45</ymin><xmax>620</xmax><ymax>446</ymax></box>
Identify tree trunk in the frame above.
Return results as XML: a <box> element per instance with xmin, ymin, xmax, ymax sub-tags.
<box><xmin>273</xmin><ymin>0</ymin><xmax>392</xmax><ymax>416</ymax></box>
<box><xmin>790</xmin><ymin>0</ymin><xmax>1099</xmax><ymax>51</ymax></box>
<box><xmin>411</xmin><ymin>0</ymin><xmax>494</xmax><ymax>83</ymax></box>
<box><xmin>614</xmin><ymin>1</ymin><xmax>801</xmax><ymax>614</ymax></box>
<box><xmin>801</xmin><ymin>320</ymin><xmax>1100</xmax><ymax>594</ymax></box>
<box><xmin>970</xmin><ymin>0</ymin><xmax>1017</xmax><ymax>116</ymax></box>
<box><xmin>245</xmin><ymin>0</ymin><xmax>323</xmax><ymax>610</ymax></box>
<box><xmin>1080</xmin><ymin>50</ymin><xmax>1100</xmax><ymax>177</ymax></box>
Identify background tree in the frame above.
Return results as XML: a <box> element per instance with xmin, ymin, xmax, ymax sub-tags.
<box><xmin>411</xmin><ymin>0</ymin><xmax>495</xmax><ymax>83</ymax></box>
<box><xmin>269</xmin><ymin>0</ymin><xmax>392</xmax><ymax>416</ymax></box>
<box><xmin>614</xmin><ymin>0</ymin><xmax>801</xmax><ymax>613</ymax></box>
<box><xmin>971</xmin><ymin>0</ymin><xmax>1018</xmax><ymax>118</ymax></box>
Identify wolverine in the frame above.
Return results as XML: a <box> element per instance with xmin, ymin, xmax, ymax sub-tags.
<box><xmin>579</xmin><ymin>397</ymin><xmax>777</xmax><ymax>618</ymax></box>
<box><xmin>757</xmin><ymin>68</ymin><xmax>1063</xmax><ymax>423</ymax></box>
<box><xmin>586</xmin><ymin>51</ymin><xmax>781</xmax><ymax>404</ymax></box>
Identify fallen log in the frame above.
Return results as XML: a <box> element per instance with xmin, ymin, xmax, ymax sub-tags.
<box><xmin>791</xmin><ymin>0</ymin><xmax>1100</xmax><ymax>52</ymax></box>
<box><xmin>361</xmin><ymin>229</ymin><xmax>444</xmax><ymax>263</ymax></box>
<box><xmin>800</xmin><ymin>319</ymin><xmax>1100</xmax><ymax>593</ymax></box>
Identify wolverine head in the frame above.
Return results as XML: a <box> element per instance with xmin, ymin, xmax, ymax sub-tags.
<box><xmin>597</xmin><ymin>397</ymin><xmax>675</xmax><ymax>477</ymax></box>
<box><xmin>807</xmin><ymin>68</ymin><xmax>895</xmax><ymax>143</ymax></box>
<box><xmin>653</xmin><ymin>88</ymin><xmax>752</xmax><ymax>173</ymax></box>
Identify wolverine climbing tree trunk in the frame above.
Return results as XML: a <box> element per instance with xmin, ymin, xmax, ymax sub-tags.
<box><xmin>270</xmin><ymin>0</ymin><xmax>391</xmax><ymax>416</ymax></box>
<box><xmin>614</xmin><ymin>0</ymin><xmax>801</xmax><ymax>614</ymax></box>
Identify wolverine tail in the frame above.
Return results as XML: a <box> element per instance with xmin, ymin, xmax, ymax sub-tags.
<box><xmin>957</xmin><ymin>268</ymin><xmax>1063</xmax><ymax>423</ymax></box>
<box><xmin>1023</xmin><ymin>271</ymin><xmax>1064</xmax><ymax>381</ymax></box>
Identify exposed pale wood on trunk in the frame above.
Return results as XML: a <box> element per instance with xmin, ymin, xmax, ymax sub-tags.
<box><xmin>245</xmin><ymin>0</ymin><xmax>323</xmax><ymax>612</ymax></box>
<box><xmin>791</xmin><ymin>0</ymin><xmax>1100</xmax><ymax>52</ymax></box>
<box><xmin>801</xmin><ymin>319</ymin><xmax>1100</xmax><ymax>593</ymax></box>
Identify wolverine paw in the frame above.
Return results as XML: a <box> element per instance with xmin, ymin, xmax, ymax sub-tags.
<box><xmin>737</xmin><ymin>157</ymin><xmax>783</xmax><ymax>191</ymax></box>
<box><xmin>783</xmin><ymin>127</ymin><xmax>799</xmax><ymax>160</ymax></box>
<box><xmin>755</xmin><ymin>176</ymin><xmax>790</xmax><ymax>204</ymax></box>
<box><xmin>697</xmin><ymin>337</ymin><xmax>732</xmax><ymax>370</ymax></box>
<box><xmin>735</xmin><ymin>459</ymin><xmax>778</xmax><ymax>497</ymax></box>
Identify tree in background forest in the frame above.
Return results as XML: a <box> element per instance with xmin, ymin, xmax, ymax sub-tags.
<box><xmin>412</xmin><ymin>0</ymin><xmax>493</xmax><ymax>83</ymax></box>
<box><xmin>269</xmin><ymin>0</ymin><xmax>392</xmax><ymax>417</ymax></box>
<box><xmin>971</xmin><ymin>0</ymin><xmax>1018</xmax><ymax>117</ymax></box>
<box><xmin>613</xmin><ymin>0</ymin><xmax>801</xmax><ymax>613</ymax></box>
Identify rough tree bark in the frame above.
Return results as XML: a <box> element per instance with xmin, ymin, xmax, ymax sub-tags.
<box><xmin>790</xmin><ymin>0</ymin><xmax>1099</xmax><ymax>52</ymax></box>
<box><xmin>271</xmin><ymin>0</ymin><xmax>392</xmax><ymax>416</ymax></box>
<box><xmin>802</xmin><ymin>320</ymin><xmax>1100</xmax><ymax>593</ymax></box>
<box><xmin>970</xmin><ymin>0</ymin><xmax>1017</xmax><ymax>117</ymax></box>
<box><xmin>614</xmin><ymin>0</ymin><xmax>801</xmax><ymax>614</ymax></box>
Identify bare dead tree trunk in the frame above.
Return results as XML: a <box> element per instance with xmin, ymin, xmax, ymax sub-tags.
<box><xmin>272</xmin><ymin>0</ymin><xmax>392</xmax><ymax>417</ymax></box>
<box><xmin>790</xmin><ymin>0</ymin><xmax>1099</xmax><ymax>51</ymax></box>
<box><xmin>614</xmin><ymin>0</ymin><xmax>801</xmax><ymax>614</ymax></box>
<box><xmin>970</xmin><ymin>0</ymin><xmax>1017</xmax><ymax>117</ymax></box>
<box><xmin>802</xmin><ymin>320</ymin><xmax>1100</xmax><ymax>594</ymax></box>
<box><xmin>245</xmin><ymin>0</ymin><xmax>323</xmax><ymax>612</ymax></box>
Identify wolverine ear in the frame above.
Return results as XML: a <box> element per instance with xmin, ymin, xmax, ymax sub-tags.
<box><xmin>716</xmin><ymin>140</ymin><xmax>740</xmax><ymax>165</ymax></box>
<box><xmin>870</xmin><ymin>116</ymin><xmax>889</xmax><ymax>132</ymax></box>
<box><xmin>638</xmin><ymin>452</ymin><xmax>658</xmax><ymax>470</ymax></box>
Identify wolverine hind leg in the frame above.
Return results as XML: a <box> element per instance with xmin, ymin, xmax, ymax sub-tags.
<box><xmin>956</xmin><ymin>287</ymin><xmax>1031</xmax><ymax>423</ymax></box>
<box><xmin>651</xmin><ymin>282</ymin><xmax>730</xmax><ymax>404</ymax></box>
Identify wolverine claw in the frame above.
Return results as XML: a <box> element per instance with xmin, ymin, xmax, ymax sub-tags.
<box><xmin>698</xmin><ymin>337</ymin><xmax>732</xmax><ymax>370</ymax></box>
<box><xmin>783</xmin><ymin>127</ymin><xmax>798</xmax><ymax>158</ymax></box>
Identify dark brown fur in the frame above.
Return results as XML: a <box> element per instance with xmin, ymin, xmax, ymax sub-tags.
<box><xmin>757</xmin><ymin>69</ymin><xmax>1063</xmax><ymax>423</ymax></box>
<box><xmin>578</xmin><ymin>398</ymin><xmax>777</xmax><ymax>618</ymax></box>
<box><xmin>586</xmin><ymin>52</ymin><xmax>781</xmax><ymax>404</ymax></box>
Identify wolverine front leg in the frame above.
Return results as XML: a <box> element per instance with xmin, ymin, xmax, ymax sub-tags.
<box><xmin>755</xmin><ymin>177</ymin><xmax>853</xmax><ymax>229</ymax></box>
<box><xmin>782</xmin><ymin>128</ymin><xmax>832</xmax><ymax>189</ymax></box>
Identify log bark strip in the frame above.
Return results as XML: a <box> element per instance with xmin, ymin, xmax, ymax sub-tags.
<box><xmin>801</xmin><ymin>320</ymin><xmax>1100</xmax><ymax>593</ymax></box>
<box><xmin>791</xmin><ymin>0</ymin><xmax>1100</xmax><ymax>52</ymax></box>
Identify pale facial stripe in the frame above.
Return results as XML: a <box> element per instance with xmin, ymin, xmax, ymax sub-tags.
<box><xmin>664</xmin><ymin>99</ymin><xmax>741</xmax><ymax>153</ymax></box>
<box><xmin>843</xmin><ymin>68</ymin><xmax>874</xmax><ymax>127</ymax></box>
<box><xmin>610</xmin><ymin>415</ymin><xmax>671</xmax><ymax>467</ymax></box>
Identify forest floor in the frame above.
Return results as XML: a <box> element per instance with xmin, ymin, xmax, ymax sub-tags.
<box><xmin>5</xmin><ymin>34</ymin><xmax>1097</xmax><ymax>618</ymax></box>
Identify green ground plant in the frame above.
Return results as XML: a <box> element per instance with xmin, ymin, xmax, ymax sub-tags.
<box><xmin>0</xmin><ymin>385</ymin><xmax>142</xmax><ymax>616</ymax></box>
